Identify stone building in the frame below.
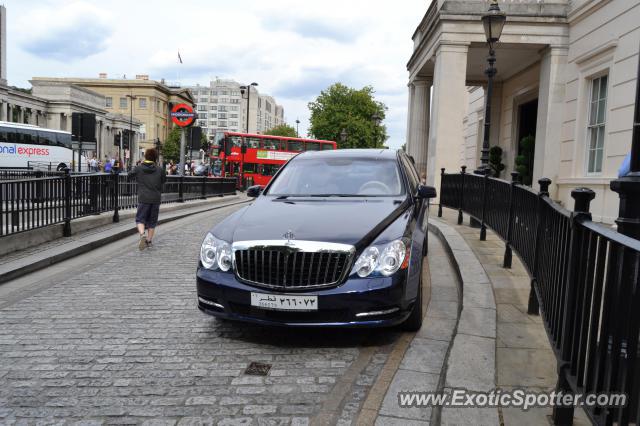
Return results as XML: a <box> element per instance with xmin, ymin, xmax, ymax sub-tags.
<box><xmin>188</xmin><ymin>79</ymin><xmax>285</xmax><ymax>142</ymax></box>
<box><xmin>32</xmin><ymin>75</ymin><xmax>195</xmax><ymax>158</ymax></box>
<box><xmin>406</xmin><ymin>0</ymin><xmax>639</xmax><ymax>223</ymax></box>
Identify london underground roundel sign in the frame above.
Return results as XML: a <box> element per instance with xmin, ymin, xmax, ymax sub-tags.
<box><xmin>170</xmin><ymin>103</ymin><xmax>196</xmax><ymax>127</ymax></box>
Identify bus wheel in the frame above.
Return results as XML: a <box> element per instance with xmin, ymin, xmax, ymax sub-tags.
<box><xmin>57</xmin><ymin>163</ymin><xmax>67</xmax><ymax>171</ymax></box>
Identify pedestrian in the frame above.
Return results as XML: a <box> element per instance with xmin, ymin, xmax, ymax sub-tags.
<box><xmin>129</xmin><ymin>148</ymin><xmax>166</xmax><ymax>250</ymax></box>
<box><xmin>104</xmin><ymin>159</ymin><xmax>112</xmax><ymax>173</ymax></box>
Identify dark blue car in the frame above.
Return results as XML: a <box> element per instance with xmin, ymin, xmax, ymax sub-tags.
<box><xmin>196</xmin><ymin>149</ymin><xmax>437</xmax><ymax>330</ymax></box>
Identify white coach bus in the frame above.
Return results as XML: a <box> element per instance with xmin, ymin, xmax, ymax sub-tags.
<box><xmin>0</xmin><ymin>121</ymin><xmax>82</xmax><ymax>171</ymax></box>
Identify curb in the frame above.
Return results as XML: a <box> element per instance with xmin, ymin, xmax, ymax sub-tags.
<box><xmin>428</xmin><ymin>218</ymin><xmax>499</xmax><ymax>425</ymax></box>
<box><xmin>0</xmin><ymin>198</ymin><xmax>250</xmax><ymax>284</ymax></box>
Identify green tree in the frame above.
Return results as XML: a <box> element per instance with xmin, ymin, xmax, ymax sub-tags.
<box><xmin>308</xmin><ymin>83</ymin><xmax>387</xmax><ymax>148</ymax></box>
<box><xmin>515</xmin><ymin>135</ymin><xmax>535</xmax><ymax>186</ymax></box>
<box><xmin>264</xmin><ymin>124</ymin><xmax>298</xmax><ymax>138</ymax></box>
<box><xmin>489</xmin><ymin>146</ymin><xmax>506</xmax><ymax>178</ymax></box>
<box><xmin>162</xmin><ymin>127</ymin><xmax>181</xmax><ymax>163</ymax></box>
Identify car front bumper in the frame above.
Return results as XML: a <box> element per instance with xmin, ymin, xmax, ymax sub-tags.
<box><xmin>196</xmin><ymin>268</ymin><xmax>416</xmax><ymax>328</ymax></box>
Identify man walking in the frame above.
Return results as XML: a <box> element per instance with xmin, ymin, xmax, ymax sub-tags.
<box><xmin>129</xmin><ymin>148</ymin><xmax>166</xmax><ymax>250</ymax></box>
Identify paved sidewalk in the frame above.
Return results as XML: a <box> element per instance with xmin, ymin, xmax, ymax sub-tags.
<box><xmin>0</xmin><ymin>195</ymin><xmax>249</xmax><ymax>284</ymax></box>
<box><xmin>437</xmin><ymin>208</ymin><xmax>590</xmax><ymax>426</ymax></box>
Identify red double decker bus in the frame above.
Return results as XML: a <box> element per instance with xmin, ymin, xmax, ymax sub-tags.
<box><xmin>215</xmin><ymin>132</ymin><xmax>337</xmax><ymax>186</ymax></box>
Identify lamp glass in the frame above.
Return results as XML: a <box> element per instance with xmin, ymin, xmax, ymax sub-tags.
<box><xmin>482</xmin><ymin>12</ymin><xmax>506</xmax><ymax>43</ymax></box>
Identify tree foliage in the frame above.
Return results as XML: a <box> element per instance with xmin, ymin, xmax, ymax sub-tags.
<box><xmin>264</xmin><ymin>124</ymin><xmax>298</xmax><ymax>138</ymax></box>
<box><xmin>515</xmin><ymin>135</ymin><xmax>535</xmax><ymax>186</ymax></box>
<box><xmin>162</xmin><ymin>127</ymin><xmax>181</xmax><ymax>163</ymax></box>
<box><xmin>308</xmin><ymin>83</ymin><xmax>387</xmax><ymax>148</ymax></box>
<box><xmin>489</xmin><ymin>146</ymin><xmax>506</xmax><ymax>178</ymax></box>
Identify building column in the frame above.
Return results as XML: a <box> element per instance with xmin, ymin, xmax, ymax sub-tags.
<box><xmin>411</xmin><ymin>79</ymin><xmax>431</xmax><ymax>177</ymax></box>
<box><xmin>0</xmin><ymin>102</ymin><xmax>5</xmax><ymax>122</ymax></box>
<box><xmin>428</xmin><ymin>42</ymin><xmax>469</xmax><ymax>193</ymax></box>
<box><xmin>534</xmin><ymin>46</ymin><xmax>568</xmax><ymax>197</ymax></box>
<box><xmin>405</xmin><ymin>83</ymin><xmax>415</xmax><ymax>155</ymax></box>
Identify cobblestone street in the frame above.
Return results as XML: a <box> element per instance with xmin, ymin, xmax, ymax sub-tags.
<box><xmin>0</xmin><ymin>205</ymin><xmax>403</xmax><ymax>425</ymax></box>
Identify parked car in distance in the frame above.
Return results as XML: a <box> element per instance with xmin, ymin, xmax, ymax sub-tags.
<box><xmin>196</xmin><ymin>149</ymin><xmax>437</xmax><ymax>330</ymax></box>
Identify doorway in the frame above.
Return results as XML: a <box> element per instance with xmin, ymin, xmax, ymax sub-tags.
<box><xmin>516</xmin><ymin>99</ymin><xmax>538</xmax><ymax>185</ymax></box>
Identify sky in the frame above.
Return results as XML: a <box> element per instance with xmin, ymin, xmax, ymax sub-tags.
<box><xmin>4</xmin><ymin>0</ymin><xmax>427</xmax><ymax>149</ymax></box>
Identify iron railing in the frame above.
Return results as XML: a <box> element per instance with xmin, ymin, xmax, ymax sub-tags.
<box><xmin>0</xmin><ymin>171</ymin><xmax>236</xmax><ymax>237</ymax></box>
<box><xmin>0</xmin><ymin>169</ymin><xmax>64</xmax><ymax>180</ymax></box>
<box><xmin>440</xmin><ymin>167</ymin><xmax>640</xmax><ymax>426</ymax></box>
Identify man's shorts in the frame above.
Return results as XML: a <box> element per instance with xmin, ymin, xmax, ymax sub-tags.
<box><xmin>135</xmin><ymin>203</ymin><xmax>160</xmax><ymax>228</ymax></box>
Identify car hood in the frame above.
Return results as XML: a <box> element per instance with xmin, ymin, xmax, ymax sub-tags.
<box><xmin>228</xmin><ymin>195</ymin><xmax>409</xmax><ymax>248</ymax></box>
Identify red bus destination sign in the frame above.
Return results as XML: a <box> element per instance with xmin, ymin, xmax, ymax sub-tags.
<box><xmin>170</xmin><ymin>103</ymin><xmax>196</xmax><ymax>127</ymax></box>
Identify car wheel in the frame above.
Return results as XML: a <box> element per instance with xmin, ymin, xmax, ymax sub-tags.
<box><xmin>57</xmin><ymin>163</ymin><xmax>67</xmax><ymax>171</ymax></box>
<box><xmin>402</xmin><ymin>274</ymin><xmax>423</xmax><ymax>331</ymax></box>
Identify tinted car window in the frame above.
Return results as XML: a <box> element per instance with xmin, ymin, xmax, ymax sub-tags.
<box><xmin>268</xmin><ymin>157</ymin><xmax>405</xmax><ymax>196</ymax></box>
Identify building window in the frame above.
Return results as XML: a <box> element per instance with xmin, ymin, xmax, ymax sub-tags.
<box><xmin>210</xmin><ymin>105</ymin><xmax>217</xmax><ymax>110</ymax></box>
<box><xmin>157</xmin><ymin>100</ymin><xmax>161</xmax><ymax>112</ymax></box>
<box><xmin>219</xmin><ymin>121</ymin><xmax>227</xmax><ymax>127</ymax></box>
<box><xmin>218</xmin><ymin>105</ymin><xmax>227</xmax><ymax>112</ymax></box>
<box><xmin>198</xmin><ymin>120</ymin><xmax>207</xmax><ymax>127</ymax></box>
<box><xmin>587</xmin><ymin>75</ymin><xmax>608</xmax><ymax>174</ymax></box>
<box><xmin>105</xmin><ymin>97</ymin><xmax>113</xmax><ymax>108</ymax></box>
<box><xmin>139</xmin><ymin>98</ymin><xmax>147</xmax><ymax>108</ymax></box>
<box><xmin>218</xmin><ymin>113</ymin><xmax>227</xmax><ymax>119</ymax></box>
<box><xmin>211</xmin><ymin>98</ymin><xmax>218</xmax><ymax>103</ymax></box>
<box><xmin>119</xmin><ymin>97</ymin><xmax>127</xmax><ymax>109</ymax></box>
<box><xmin>230</xmin><ymin>106</ymin><xmax>239</xmax><ymax>111</ymax></box>
<box><xmin>198</xmin><ymin>105</ymin><xmax>207</xmax><ymax>111</ymax></box>
<box><xmin>199</xmin><ymin>97</ymin><xmax>208</xmax><ymax>103</ymax></box>
<box><xmin>230</xmin><ymin>121</ymin><xmax>238</xmax><ymax>127</ymax></box>
<box><xmin>198</xmin><ymin>113</ymin><xmax>208</xmax><ymax>119</ymax></box>
<box><xmin>230</xmin><ymin>99</ymin><xmax>240</xmax><ymax>104</ymax></box>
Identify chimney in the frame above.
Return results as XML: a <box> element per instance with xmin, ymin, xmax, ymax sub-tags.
<box><xmin>135</xmin><ymin>74</ymin><xmax>149</xmax><ymax>80</ymax></box>
<box><xmin>99</xmin><ymin>72</ymin><xmax>108</xmax><ymax>79</ymax></box>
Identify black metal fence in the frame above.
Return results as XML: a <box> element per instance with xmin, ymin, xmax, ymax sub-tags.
<box><xmin>0</xmin><ymin>172</ymin><xmax>236</xmax><ymax>237</ymax></box>
<box><xmin>0</xmin><ymin>169</ymin><xmax>64</xmax><ymax>180</ymax></box>
<box><xmin>439</xmin><ymin>167</ymin><xmax>640</xmax><ymax>426</ymax></box>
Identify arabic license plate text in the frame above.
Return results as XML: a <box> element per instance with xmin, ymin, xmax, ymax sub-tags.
<box><xmin>250</xmin><ymin>293</ymin><xmax>318</xmax><ymax>311</ymax></box>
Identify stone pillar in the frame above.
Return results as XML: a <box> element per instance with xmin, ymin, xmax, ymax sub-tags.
<box><xmin>428</xmin><ymin>42</ymin><xmax>469</xmax><ymax>194</ymax></box>
<box><xmin>534</xmin><ymin>46</ymin><xmax>568</xmax><ymax>197</ymax></box>
<box><xmin>411</xmin><ymin>79</ymin><xmax>431</xmax><ymax>177</ymax></box>
<box><xmin>0</xmin><ymin>102</ymin><xmax>5</xmax><ymax>122</ymax></box>
<box><xmin>405</xmin><ymin>83</ymin><xmax>415</xmax><ymax>156</ymax></box>
<box><xmin>6</xmin><ymin>104</ymin><xmax>11</xmax><ymax>122</ymax></box>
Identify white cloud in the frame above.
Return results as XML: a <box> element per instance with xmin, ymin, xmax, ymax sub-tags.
<box><xmin>4</xmin><ymin>0</ymin><xmax>426</xmax><ymax>148</ymax></box>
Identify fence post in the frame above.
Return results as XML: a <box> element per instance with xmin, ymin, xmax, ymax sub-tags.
<box><xmin>527</xmin><ymin>177</ymin><xmax>552</xmax><ymax>315</ymax></box>
<box><xmin>34</xmin><ymin>170</ymin><xmax>44</xmax><ymax>203</ymax></box>
<box><xmin>178</xmin><ymin>175</ymin><xmax>184</xmax><ymax>203</ymax></box>
<box><xmin>112</xmin><ymin>170</ymin><xmax>120</xmax><ymax>223</ymax></box>
<box><xmin>552</xmin><ymin>187</ymin><xmax>595</xmax><ymax>426</ymax></box>
<box><xmin>438</xmin><ymin>168</ymin><xmax>445</xmax><ymax>218</ymax></box>
<box><xmin>479</xmin><ymin>173</ymin><xmax>489</xmax><ymax>241</ymax></box>
<box><xmin>458</xmin><ymin>165</ymin><xmax>466</xmax><ymax>225</ymax></box>
<box><xmin>502</xmin><ymin>171</ymin><xmax>519</xmax><ymax>268</ymax></box>
<box><xmin>63</xmin><ymin>168</ymin><xmax>72</xmax><ymax>237</ymax></box>
<box><xmin>201</xmin><ymin>176</ymin><xmax>207</xmax><ymax>200</ymax></box>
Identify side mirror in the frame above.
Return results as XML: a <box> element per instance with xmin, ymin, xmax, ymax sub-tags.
<box><xmin>417</xmin><ymin>185</ymin><xmax>437</xmax><ymax>199</ymax></box>
<box><xmin>246</xmin><ymin>185</ymin><xmax>263</xmax><ymax>198</ymax></box>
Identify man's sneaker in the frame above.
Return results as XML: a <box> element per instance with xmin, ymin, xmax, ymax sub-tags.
<box><xmin>138</xmin><ymin>235</ymin><xmax>147</xmax><ymax>251</ymax></box>
<box><xmin>145</xmin><ymin>240</ymin><xmax>153</xmax><ymax>249</ymax></box>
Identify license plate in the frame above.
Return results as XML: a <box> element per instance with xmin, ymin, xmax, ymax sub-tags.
<box><xmin>250</xmin><ymin>292</ymin><xmax>318</xmax><ymax>311</ymax></box>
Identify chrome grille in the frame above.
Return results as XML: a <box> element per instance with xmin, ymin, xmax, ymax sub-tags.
<box><xmin>233</xmin><ymin>240</ymin><xmax>354</xmax><ymax>290</ymax></box>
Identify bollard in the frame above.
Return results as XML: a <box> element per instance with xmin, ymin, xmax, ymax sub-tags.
<box><xmin>438</xmin><ymin>168</ymin><xmax>445</xmax><ymax>218</ymax></box>
<box><xmin>458</xmin><ymin>166</ymin><xmax>466</xmax><ymax>225</ymax></box>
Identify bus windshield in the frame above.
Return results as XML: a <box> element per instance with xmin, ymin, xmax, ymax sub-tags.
<box><xmin>267</xmin><ymin>157</ymin><xmax>405</xmax><ymax>197</ymax></box>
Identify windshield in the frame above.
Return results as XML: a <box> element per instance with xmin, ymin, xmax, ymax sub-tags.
<box><xmin>267</xmin><ymin>157</ymin><xmax>405</xmax><ymax>197</ymax></box>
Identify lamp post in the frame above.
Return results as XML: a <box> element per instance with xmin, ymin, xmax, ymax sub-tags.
<box><xmin>475</xmin><ymin>0</ymin><xmax>506</xmax><ymax>176</ymax></box>
<box><xmin>126</xmin><ymin>93</ymin><xmax>137</xmax><ymax>171</ymax></box>
<box><xmin>295</xmin><ymin>119</ymin><xmax>300</xmax><ymax>137</ymax></box>
<box><xmin>610</xmin><ymin>39</ymin><xmax>640</xmax><ymax>239</ymax></box>
<box><xmin>371</xmin><ymin>113</ymin><xmax>381</xmax><ymax>147</ymax></box>
<box><xmin>339</xmin><ymin>128</ymin><xmax>348</xmax><ymax>146</ymax></box>
<box><xmin>239</xmin><ymin>82</ymin><xmax>258</xmax><ymax>189</ymax></box>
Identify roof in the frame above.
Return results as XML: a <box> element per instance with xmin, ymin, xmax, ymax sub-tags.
<box><xmin>296</xmin><ymin>149</ymin><xmax>397</xmax><ymax>161</ymax></box>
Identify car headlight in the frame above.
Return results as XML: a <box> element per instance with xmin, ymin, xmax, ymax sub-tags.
<box><xmin>200</xmin><ymin>233</ymin><xmax>233</xmax><ymax>272</ymax></box>
<box><xmin>354</xmin><ymin>239</ymin><xmax>409</xmax><ymax>278</ymax></box>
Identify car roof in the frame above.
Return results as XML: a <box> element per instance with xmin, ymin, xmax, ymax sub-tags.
<box><xmin>295</xmin><ymin>149</ymin><xmax>398</xmax><ymax>161</ymax></box>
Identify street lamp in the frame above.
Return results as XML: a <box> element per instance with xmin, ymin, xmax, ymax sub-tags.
<box><xmin>371</xmin><ymin>113</ymin><xmax>382</xmax><ymax>147</ymax></box>
<box><xmin>476</xmin><ymin>0</ymin><xmax>506</xmax><ymax>175</ymax></box>
<box><xmin>339</xmin><ymin>128</ymin><xmax>348</xmax><ymax>146</ymax></box>
<box><xmin>239</xmin><ymin>82</ymin><xmax>258</xmax><ymax>189</ymax></box>
<box><xmin>126</xmin><ymin>93</ymin><xmax>137</xmax><ymax>171</ymax></box>
<box><xmin>295</xmin><ymin>119</ymin><xmax>300</xmax><ymax>138</ymax></box>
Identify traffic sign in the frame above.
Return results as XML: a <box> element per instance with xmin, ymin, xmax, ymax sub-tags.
<box><xmin>171</xmin><ymin>103</ymin><xmax>196</xmax><ymax>127</ymax></box>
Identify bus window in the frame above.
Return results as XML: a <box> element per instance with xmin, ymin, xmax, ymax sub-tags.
<box><xmin>287</xmin><ymin>141</ymin><xmax>303</xmax><ymax>152</ymax></box>
<box><xmin>56</xmin><ymin>133</ymin><xmax>72</xmax><ymax>148</ymax></box>
<box><xmin>228</xmin><ymin>136</ymin><xmax>242</xmax><ymax>147</ymax></box>
<box><xmin>243</xmin><ymin>162</ymin><xmax>257</xmax><ymax>173</ymax></box>
<box><xmin>263</xmin><ymin>138</ymin><xmax>282</xmax><ymax>150</ymax></box>
<box><xmin>322</xmin><ymin>143</ymin><xmax>335</xmax><ymax>150</ymax></box>
<box><xmin>306</xmin><ymin>142</ymin><xmax>321</xmax><ymax>151</ymax></box>
<box><xmin>38</xmin><ymin>131</ymin><xmax>55</xmax><ymax>146</ymax></box>
<box><xmin>0</xmin><ymin>127</ymin><xmax>9</xmax><ymax>142</ymax></box>
<box><xmin>246</xmin><ymin>137</ymin><xmax>261</xmax><ymax>149</ymax></box>
<box><xmin>262</xmin><ymin>164</ymin><xmax>281</xmax><ymax>176</ymax></box>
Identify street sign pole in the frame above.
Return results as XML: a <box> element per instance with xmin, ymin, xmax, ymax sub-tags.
<box><xmin>179</xmin><ymin>128</ymin><xmax>186</xmax><ymax>177</ymax></box>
